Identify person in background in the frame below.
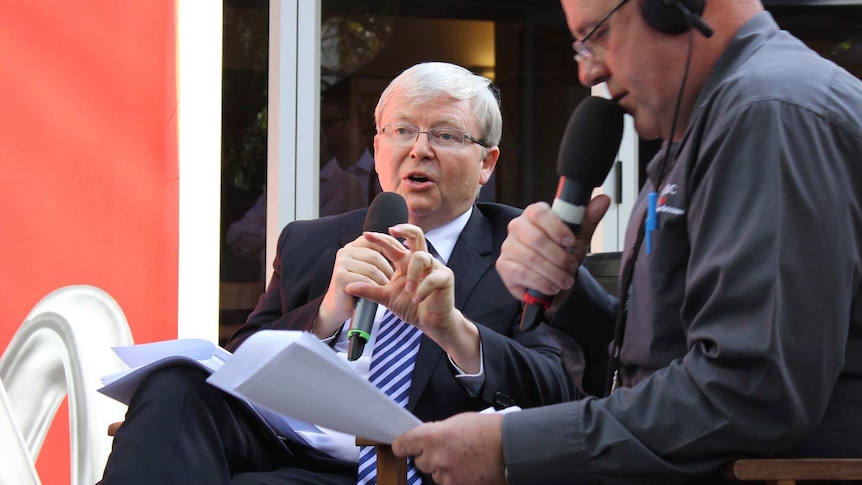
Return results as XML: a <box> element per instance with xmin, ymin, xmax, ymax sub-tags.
<box><xmin>226</xmin><ymin>190</ymin><xmax>267</xmax><ymax>271</ymax></box>
<box><xmin>321</xmin><ymin>80</ymin><xmax>382</xmax><ymax>206</ymax></box>
<box><xmin>392</xmin><ymin>1</ymin><xmax>862</xmax><ymax>483</ymax></box>
<box><xmin>227</xmin><ymin>114</ymin><xmax>367</xmax><ymax>273</ymax></box>
<box><xmin>319</xmin><ymin>126</ymin><xmax>366</xmax><ymax>217</ymax></box>
<box><xmin>99</xmin><ymin>61</ymin><xmax>576</xmax><ymax>485</ymax></box>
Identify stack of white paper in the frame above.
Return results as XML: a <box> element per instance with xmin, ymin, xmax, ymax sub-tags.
<box><xmin>99</xmin><ymin>338</ymin><xmax>231</xmax><ymax>405</ymax></box>
<box><xmin>207</xmin><ymin>330</ymin><xmax>421</xmax><ymax>444</ymax></box>
<box><xmin>99</xmin><ymin>330</ymin><xmax>421</xmax><ymax>444</ymax></box>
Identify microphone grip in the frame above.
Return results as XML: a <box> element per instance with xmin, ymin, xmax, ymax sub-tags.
<box><xmin>520</xmin><ymin>191</ymin><xmax>585</xmax><ymax>332</ymax></box>
<box><xmin>347</xmin><ymin>298</ymin><xmax>378</xmax><ymax>361</ymax></box>
<box><xmin>519</xmin><ymin>219</ymin><xmax>580</xmax><ymax>332</ymax></box>
<box><xmin>521</xmin><ymin>289</ymin><xmax>554</xmax><ymax>331</ymax></box>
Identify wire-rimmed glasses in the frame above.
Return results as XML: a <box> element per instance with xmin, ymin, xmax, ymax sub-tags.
<box><xmin>379</xmin><ymin>123</ymin><xmax>489</xmax><ymax>149</ymax></box>
<box><xmin>573</xmin><ymin>0</ymin><xmax>630</xmax><ymax>64</ymax></box>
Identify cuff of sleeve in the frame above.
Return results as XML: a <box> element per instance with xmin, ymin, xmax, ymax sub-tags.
<box><xmin>449</xmin><ymin>340</ymin><xmax>485</xmax><ymax>396</ymax></box>
<box><xmin>502</xmin><ymin>402</ymin><xmax>584</xmax><ymax>483</ymax></box>
<box><xmin>318</xmin><ymin>319</ymin><xmax>349</xmax><ymax>344</ymax></box>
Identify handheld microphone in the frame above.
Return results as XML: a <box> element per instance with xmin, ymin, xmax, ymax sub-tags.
<box><xmin>520</xmin><ymin>96</ymin><xmax>625</xmax><ymax>331</ymax></box>
<box><xmin>347</xmin><ymin>191</ymin><xmax>409</xmax><ymax>360</ymax></box>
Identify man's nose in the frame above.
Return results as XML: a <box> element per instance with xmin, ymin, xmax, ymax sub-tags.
<box><xmin>578</xmin><ymin>57</ymin><xmax>609</xmax><ymax>88</ymax></box>
<box><xmin>410</xmin><ymin>131</ymin><xmax>435</xmax><ymax>158</ymax></box>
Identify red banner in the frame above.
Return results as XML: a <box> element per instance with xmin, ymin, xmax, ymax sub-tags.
<box><xmin>0</xmin><ymin>2</ymin><xmax>178</xmax><ymax>483</ymax></box>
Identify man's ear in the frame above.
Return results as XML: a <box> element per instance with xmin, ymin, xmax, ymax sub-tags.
<box><xmin>372</xmin><ymin>134</ymin><xmax>380</xmax><ymax>162</ymax></box>
<box><xmin>479</xmin><ymin>146</ymin><xmax>500</xmax><ymax>185</ymax></box>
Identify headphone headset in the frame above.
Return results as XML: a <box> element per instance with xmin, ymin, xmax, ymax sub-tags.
<box><xmin>641</xmin><ymin>0</ymin><xmax>713</xmax><ymax>38</ymax></box>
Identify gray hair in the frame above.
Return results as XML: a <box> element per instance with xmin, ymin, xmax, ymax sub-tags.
<box><xmin>374</xmin><ymin>62</ymin><xmax>502</xmax><ymax>147</ymax></box>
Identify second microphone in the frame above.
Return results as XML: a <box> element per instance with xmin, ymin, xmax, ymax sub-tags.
<box><xmin>347</xmin><ymin>191</ymin><xmax>410</xmax><ymax>361</ymax></box>
<box><xmin>520</xmin><ymin>96</ymin><xmax>625</xmax><ymax>332</ymax></box>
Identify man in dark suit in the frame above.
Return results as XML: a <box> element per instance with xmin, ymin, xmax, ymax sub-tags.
<box><xmin>99</xmin><ymin>62</ymin><xmax>574</xmax><ymax>485</ymax></box>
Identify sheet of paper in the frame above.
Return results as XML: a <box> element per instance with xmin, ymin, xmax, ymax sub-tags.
<box><xmin>98</xmin><ymin>338</ymin><xmax>232</xmax><ymax>405</ymax></box>
<box><xmin>207</xmin><ymin>330</ymin><xmax>422</xmax><ymax>444</ymax></box>
<box><xmin>112</xmin><ymin>338</ymin><xmax>226</xmax><ymax>367</ymax></box>
<box><xmin>98</xmin><ymin>356</ymin><xmax>209</xmax><ymax>405</ymax></box>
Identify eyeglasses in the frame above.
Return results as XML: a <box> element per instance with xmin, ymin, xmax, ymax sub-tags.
<box><xmin>572</xmin><ymin>0</ymin><xmax>630</xmax><ymax>64</ymax></box>
<box><xmin>379</xmin><ymin>123</ymin><xmax>489</xmax><ymax>149</ymax></box>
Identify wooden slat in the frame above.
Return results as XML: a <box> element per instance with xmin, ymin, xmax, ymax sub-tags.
<box><xmin>107</xmin><ymin>421</ymin><xmax>122</xmax><ymax>436</ymax></box>
<box><xmin>356</xmin><ymin>438</ymin><xmax>407</xmax><ymax>485</ymax></box>
<box><xmin>727</xmin><ymin>458</ymin><xmax>862</xmax><ymax>481</ymax></box>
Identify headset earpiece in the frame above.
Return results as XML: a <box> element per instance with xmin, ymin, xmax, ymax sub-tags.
<box><xmin>641</xmin><ymin>0</ymin><xmax>707</xmax><ymax>35</ymax></box>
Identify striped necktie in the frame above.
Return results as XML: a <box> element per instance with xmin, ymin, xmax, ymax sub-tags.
<box><xmin>356</xmin><ymin>310</ymin><xmax>423</xmax><ymax>485</ymax></box>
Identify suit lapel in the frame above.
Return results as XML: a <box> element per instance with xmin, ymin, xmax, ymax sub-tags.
<box><xmin>449</xmin><ymin>209</ymin><xmax>495</xmax><ymax>309</ymax></box>
<box><xmin>408</xmin><ymin>206</ymin><xmax>496</xmax><ymax>410</ymax></box>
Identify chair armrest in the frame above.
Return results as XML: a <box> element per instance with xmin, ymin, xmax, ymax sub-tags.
<box><xmin>107</xmin><ymin>422</ymin><xmax>122</xmax><ymax>436</ymax></box>
<box><xmin>356</xmin><ymin>438</ymin><xmax>407</xmax><ymax>485</ymax></box>
<box><xmin>726</xmin><ymin>458</ymin><xmax>862</xmax><ymax>482</ymax></box>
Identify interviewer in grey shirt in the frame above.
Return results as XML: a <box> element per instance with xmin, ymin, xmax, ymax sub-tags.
<box><xmin>392</xmin><ymin>2</ymin><xmax>862</xmax><ymax>484</ymax></box>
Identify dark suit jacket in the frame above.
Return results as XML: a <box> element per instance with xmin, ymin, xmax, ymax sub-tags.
<box><xmin>227</xmin><ymin>202</ymin><xmax>574</xmax><ymax>422</ymax></box>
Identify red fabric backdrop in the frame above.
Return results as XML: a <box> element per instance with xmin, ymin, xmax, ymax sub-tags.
<box><xmin>0</xmin><ymin>2</ymin><xmax>179</xmax><ymax>483</ymax></box>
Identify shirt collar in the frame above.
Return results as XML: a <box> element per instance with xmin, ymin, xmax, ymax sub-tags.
<box><xmin>319</xmin><ymin>156</ymin><xmax>342</xmax><ymax>180</ymax></box>
<box><xmin>423</xmin><ymin>206</ymin><xmax>473</xmax><ymax>265</ymax></box>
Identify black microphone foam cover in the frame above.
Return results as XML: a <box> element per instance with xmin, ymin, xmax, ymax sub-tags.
<box><xmin>365</xmin><ymin>192</ymin><xmax>409</xmax><ymax>233</ymax></box>
<box><xmin>518</xmin><ymin>97</ymin><xmax>624</xmax><ymax>332</ymax></box>
<box><xmin>557</xmin><ymin>96</ymin><xmax>625</xmax><ymax>188</ymax></box>
<box><xmin>346</xmin><ymin>191</ymin><xmax>408</xmax><ymax>361</ymax></box>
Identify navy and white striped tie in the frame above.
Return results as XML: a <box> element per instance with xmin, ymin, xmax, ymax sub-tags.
<box><xmin>356</xmin><ymin>310</ymin><xmax>423</xmax><ymax>485</ymax></box>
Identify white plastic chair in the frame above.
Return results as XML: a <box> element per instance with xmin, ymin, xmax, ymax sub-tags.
<box><xmin>0</xmin><ymin>285</ymin><xmax>133</xmax><ymax>485</ymax></box>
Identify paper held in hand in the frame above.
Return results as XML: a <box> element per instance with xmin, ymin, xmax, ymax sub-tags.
<box><xmin>99</xmin><ymin>338</ymin><xmax>232</xmax><ymax>405</ymax></box>
<box><xmin>208</xmin><ymin>330</ymin><xmax>422</xmax><ymax>444</ymax></box>
<box><xmin>98</xmin><ymin>330</ymin><xmax>421</xmax><ymax>444</ymax></box>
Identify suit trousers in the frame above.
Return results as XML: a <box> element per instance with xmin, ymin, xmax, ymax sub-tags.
<box><xmin>98</xmin><ymin>364</ymin><xmax>356</xmax><ymax>485</ymax></box>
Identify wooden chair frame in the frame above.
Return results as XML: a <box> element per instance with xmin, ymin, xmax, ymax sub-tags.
<box><xmin>726</xmin><ymin>458</ymin><xmax>862</xmax><ymax>484</ymax></box>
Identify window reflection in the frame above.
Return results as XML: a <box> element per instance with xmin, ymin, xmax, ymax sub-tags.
<box><xmin>320</xmin><ymin>80</ymin><xmax>379</xmax><ymax>215</ymax></box>
<box><xmin>220</xmin><ymin>0</ymin><xmax>269</xmax><ymax>344</ymax></box>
